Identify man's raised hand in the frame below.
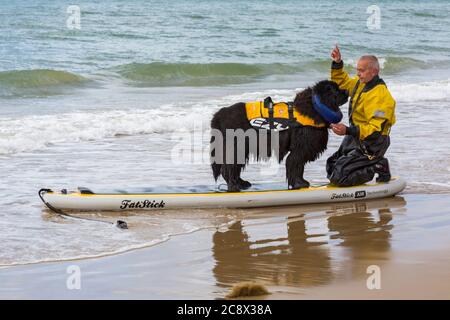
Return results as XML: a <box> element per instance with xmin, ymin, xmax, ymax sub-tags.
<box><xmin>331</xmin><ymin>44</ymin><xmax>342</xmax><ymax>63</ymax></box>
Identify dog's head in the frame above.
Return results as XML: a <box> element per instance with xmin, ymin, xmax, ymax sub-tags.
<box><xmin>313</xmin><ymin>80</ymin><xmax>349</xmax><ymax>111</ymax></box>
<box><xmin>294</xmin><ymin>80</ymin><xmax>348</xmax><ymax>125</ymax></box>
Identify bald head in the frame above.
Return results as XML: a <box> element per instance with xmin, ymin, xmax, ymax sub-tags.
<box><xmin>359</xmin><ymin>55</ymin><xmax>380</xmax><ymax>73</ymax></box>
<box><xmin>357</xmin><ymin>55</ymin><xmax>380</xmax><ymax>83</ymax></box>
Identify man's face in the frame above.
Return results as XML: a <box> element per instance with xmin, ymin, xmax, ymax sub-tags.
<box><xmin>357</xmin><ymin>59</ymin><xmax>378</xmax><ymax>84</ymax></box>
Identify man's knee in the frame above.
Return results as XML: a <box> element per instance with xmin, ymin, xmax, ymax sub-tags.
<box><xmin>330</xmin><ymin>167</ymin><xmax>375</xmax><ymax>187</ymax></box>
<box><xmin>329</xmin><ymin>174</ymin><xmax>352</xmax><ymax>187</ymax></box>
<box><xmin>328</xmin><ymin>169</ymin><xmax>347</xmax><ymax>186</ymax></box>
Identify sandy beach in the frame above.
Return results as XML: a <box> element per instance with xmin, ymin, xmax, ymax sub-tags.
<box><xmin>1</xmin><ymin>193</ymin><xmax>449</xmax><ymax>300</ymax></box>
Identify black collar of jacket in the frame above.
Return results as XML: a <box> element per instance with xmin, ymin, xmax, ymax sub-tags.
<box><xmin>362</xmin><ymin>75</ymin><xmax>385</xmax><ymax>92</ymax></box>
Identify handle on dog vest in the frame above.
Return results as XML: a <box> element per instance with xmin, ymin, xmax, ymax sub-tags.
<box><xmin>264</xmin><ymin>96</ymin><xmax>275</xmax><ymax>130</ymax></box>
<box><xmin>287</xmin><ymin>102</ymin><xmax>294</xmax><ymax>120</ymax></box>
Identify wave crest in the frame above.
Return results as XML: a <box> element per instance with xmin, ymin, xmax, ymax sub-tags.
<box><xmin>114</xmin><ymin>62</ymin><xmax>301</xmax><ymax>86</ymax></box>
<box><xmin>0</xmin><ymin>69</ymin><xmax>88</xmax><ymax>98</ymax></box>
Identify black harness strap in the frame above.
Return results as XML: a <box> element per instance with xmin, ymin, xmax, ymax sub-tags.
<box><xmin>349</xmin><ymin>80</ymin><xmax>361</xmax><ymax>125</ymax></box>
<box><xmin>287</xmin><ymin>102</ymin><xmax>295</xmax><ymax>120</ymax></box>
<box><xmin>257</xmin><ymin>98</ymin><xmax>319</xmax><ymax>130</ymax></box>
<box><xmin>264</xmin><ymin>96</ymin><xmax>275</xmax><ymax>130</ymax></box>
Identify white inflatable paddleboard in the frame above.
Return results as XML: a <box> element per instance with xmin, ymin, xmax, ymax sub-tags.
<box><xmin>39</xmin><ymin>177</ymin><xmax>406</xmax><ymax>211</ymax></box>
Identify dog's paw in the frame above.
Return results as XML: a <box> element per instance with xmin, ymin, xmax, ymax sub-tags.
<box><xmin>288</xmin><ymin>180</ymin><xmax>310</xmax><ymax>190</ymax></box>
<box><xmin>238</xmin><ymin>179</ymin><xmax>252</xmax><ymax>190</ymax></box>
<box><xmin>227</xmin><ymin>185</ymin><xmax>241</xmax><ymax>192</ymax></box>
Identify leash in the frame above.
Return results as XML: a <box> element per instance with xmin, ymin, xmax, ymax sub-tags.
<box><xmin>38</xmin><ymin>189</ymin><xmax>128</xmax><ymax>229</ymax></box>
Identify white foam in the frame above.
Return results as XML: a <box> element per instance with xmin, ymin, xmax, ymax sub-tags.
<box><xmin>416</xmin><ymin>181</ymin><xmax>450</xmax><ymax>188</ymax></box>
<box><xmin>0</xmin><ymin>82</ymin><xmax>447</xmax><ymax>156</ymax></box>
<box><xmin>0</xmin><ymin>106</ymin><xmax>214</xmax><ymax>155</ymax></box>
<box><xmin>390</xmin><ymin>80</ymin><xmax>450</xmax><ymax>102</ymax></box>
<box><xmin>0</xmin><ymin>88</ymin><xmax>299</xmax><ymax>156</ymax></box>
<box><xmin>224</xmin><ymin>89</ymin><xmax>297</xmax><ymax>102</ymax></box>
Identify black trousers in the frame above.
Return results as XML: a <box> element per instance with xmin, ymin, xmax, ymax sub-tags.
<box><xmin>326</xmin><ymin>134</ymin><xmax>390</xmax><ymax>187</ymax></box>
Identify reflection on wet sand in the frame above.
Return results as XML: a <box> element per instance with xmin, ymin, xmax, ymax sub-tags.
<box><xmin>212</xmin><ymin>196</ymin><xmax>407</xmax><ymax>289</ymax></box>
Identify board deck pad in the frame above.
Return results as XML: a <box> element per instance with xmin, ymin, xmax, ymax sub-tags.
<box><xmin>88</xmin><ymin>181</ymin><xmax>329</xmax><ymax>195</ymax></box>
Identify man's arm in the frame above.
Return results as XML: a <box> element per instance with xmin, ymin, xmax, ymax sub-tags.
<box><xmin>332</xmin><ymin>86</ymin><xmax>396</xmax><ymax>140</ymax></box>
<box><xmin>330</xmin><ymin>45</ymin><xmax>359</xmax><ymax>93</ymax></box>
<box><xmin>329</xmin><ymin>45</ymin><xmax>359</xmax><ymax>137</ymax></box>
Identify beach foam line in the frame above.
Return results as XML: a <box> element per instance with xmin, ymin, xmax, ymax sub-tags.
<box><xmin>0</xmin><ymin>79</ymin><xmax>448</xmax><ymax>156</ymax></box>
<box><xmin>0</xmin><ymin>222</ymin><xmax>220</xmax><ymax>268</ymax></box>
<box><xmin>0</xmin><ymin>107</ymin><xmax>213</xmax><ymax>155</ymax></box>
<box><xmin>390</xmin><ymin>80</ymin><xmax>450</xmax><ymax>102</ymax></box>
<box><xmin>0</xmin><ymin>88</ymin><xmax>296</xmax><ymax>156</ymax></box>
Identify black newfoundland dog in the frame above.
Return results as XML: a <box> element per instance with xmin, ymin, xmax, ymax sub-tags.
<box><xmin>210</xmin><ymin>80</ymin><xmax>348</xmax><ymax>192</ymax></box>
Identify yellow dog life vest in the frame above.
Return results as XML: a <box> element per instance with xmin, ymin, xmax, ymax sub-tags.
<box><xmin>245</xmin><ymin>101</ymin><xmax>326</xmax><ymax>131</ymax></box>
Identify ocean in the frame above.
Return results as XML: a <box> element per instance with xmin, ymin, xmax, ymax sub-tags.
<box><xmin>0</xmin><ymin>0</ymin><xmax>449</xmax><ymax>267</ymax></box>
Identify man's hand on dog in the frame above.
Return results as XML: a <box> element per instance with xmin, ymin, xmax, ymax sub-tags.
<box><xmin>331</xmin><ymin>44</ymin><xmax>342</xmax><ymax>63</ymax></box>
<box><xmin>330</xmin><ymin>123</ymin><xmax>347</xmax><ymax>136</ymax></box>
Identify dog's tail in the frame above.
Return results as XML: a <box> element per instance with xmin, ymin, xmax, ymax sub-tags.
<box><xmin>210</xmin><ymin>113</ymin><xmax>223</xmax><ymax>182</ymax></box>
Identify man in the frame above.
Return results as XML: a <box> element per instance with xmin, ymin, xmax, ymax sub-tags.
<box><xmin>327</xmin><ymin>45</ymin><xmax>396</xmax><ymax>186</ymax></box>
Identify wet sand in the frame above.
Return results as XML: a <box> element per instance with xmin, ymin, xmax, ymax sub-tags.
<box><xmin>1</xmin><ymin>194</ymin><xmax>450</xmax><ymax>299</ymax></box>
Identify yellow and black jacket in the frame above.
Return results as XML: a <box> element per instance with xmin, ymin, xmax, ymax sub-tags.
<box><xmin>331</xmin><ymin>60</ymin><xmax>396</xmax><ymax>141</ymax></box>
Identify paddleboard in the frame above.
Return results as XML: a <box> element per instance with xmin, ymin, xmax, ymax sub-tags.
<box><xmin>38</xmin><ymin>177</ymin><xmax>406</xmax><ymax>211</ymax></box>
